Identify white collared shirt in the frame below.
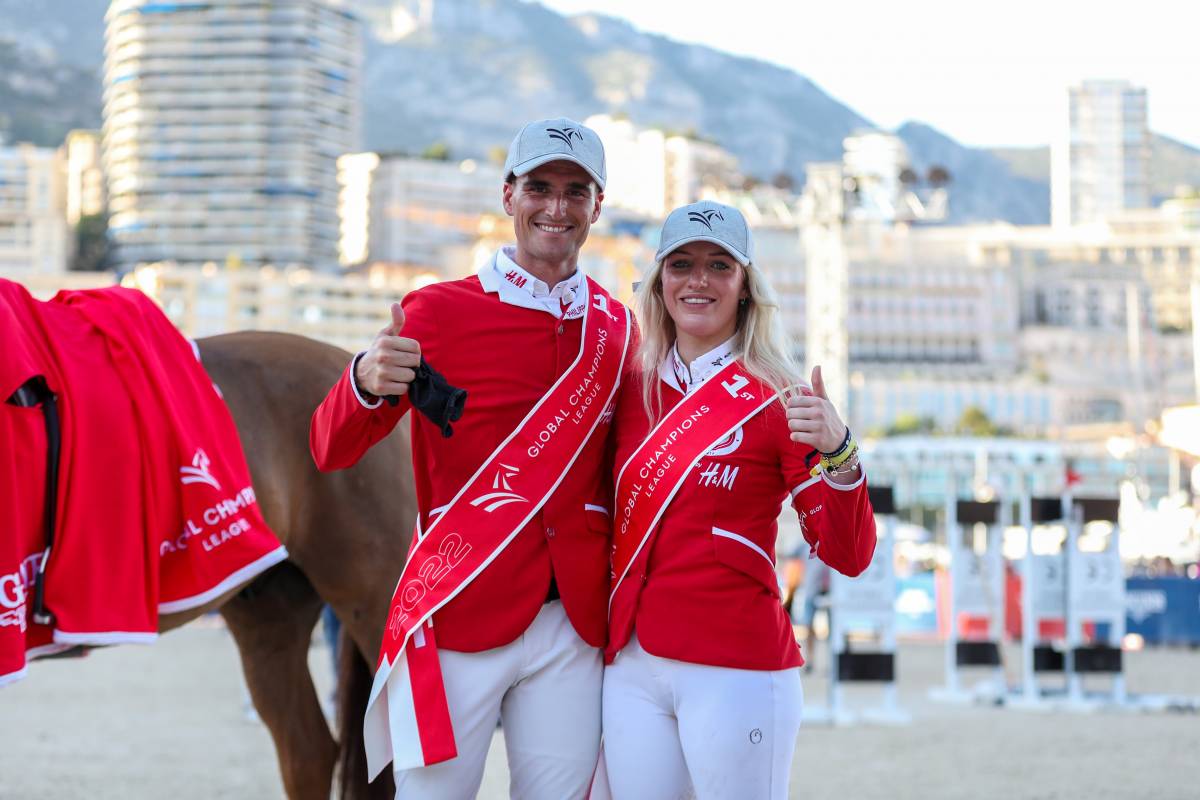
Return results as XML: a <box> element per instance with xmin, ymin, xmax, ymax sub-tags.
<box><xmin>477</xmin><ymin>246</ymin><xmax>588</xmax><ymax>320</ymax></box>
<box><xmin>660</xmin><ymin>337</ymin><xmax>738</xmax><ymax>395</ymax></box>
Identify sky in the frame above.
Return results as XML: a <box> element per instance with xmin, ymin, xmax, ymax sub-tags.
<box><xmin>538</xmin><ymin>0</ymin><xmax>1200</xmax><ymax>150</ymax></box>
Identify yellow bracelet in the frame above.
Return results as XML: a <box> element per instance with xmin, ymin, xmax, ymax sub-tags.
<box><xmin>823</xmin><ymin>440</ymin><xmax>857</xmax><ymax>469</ymax></box>
<box><xmin>809</xmin><ymin>442</ymin><xmax>859</xmax><ymax>477</ymax></box>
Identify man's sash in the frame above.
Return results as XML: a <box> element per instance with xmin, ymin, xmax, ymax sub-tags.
<box><xmin>363</xmin><ymin>278</ymin><xmax>630</xmax><ymax>780</ymax></box>
<box><xmin>611</xmin><ymin>361</ymin><xmax>778</xmax><ymax>602</ymax></box>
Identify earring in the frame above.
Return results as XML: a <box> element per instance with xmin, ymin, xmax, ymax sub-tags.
<box><xmin>739</xmin><ymin>298</ymin><xmax>748</xmax><ymax>306</ymax></box>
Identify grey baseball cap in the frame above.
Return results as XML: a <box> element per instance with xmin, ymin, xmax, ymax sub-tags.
<box><xmin>502</xmin><ymin>117</ymin><xmax>607</xmax><ymax>190</ymax></box>
<box><xmin>654</xmin><ymin>200</ymin><xmax>754</xmax><ymax>266</ymax></box>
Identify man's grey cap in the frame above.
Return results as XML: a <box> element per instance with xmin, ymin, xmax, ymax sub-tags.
<box><xmin>503</xmin><ymin>117</ymin><xmax>607</xmax><ymax>190</ymax></box>
<box><xmin>654</xmin><ymin>201</ymin><xmax>754</xmax><ymax>266</ymax></box>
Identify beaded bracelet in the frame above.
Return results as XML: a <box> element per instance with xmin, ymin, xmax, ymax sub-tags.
<box><xmin>825</xmin><ymin>449</ymin><xmax>861</xmax><ymax>476</ymax></box>
<box><xmin>823</xmin><ymin>439</ymin><xmax>857</xmax><ymax>469</ymax></box>
<box><xmin>810</xmin><ymin>442</ymin><xmax>860</xmax><ymax>477</ymax></box>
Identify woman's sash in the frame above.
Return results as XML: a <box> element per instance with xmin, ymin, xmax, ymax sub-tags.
<box><xmin>364</xmin><ymin>279</ymin><xmax>630</xmax><ymax>779</ymax></box>
<box><xmin>611</xmin><ymin>361</ymin><xmax>778</xmax><ymax>601</ymax></box>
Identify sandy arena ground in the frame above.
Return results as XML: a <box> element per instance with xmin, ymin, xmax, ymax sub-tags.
<box><xmin>1</xmin><ymin>620</ymin><xmax>1197</xmax><ymax>799</ymax></box>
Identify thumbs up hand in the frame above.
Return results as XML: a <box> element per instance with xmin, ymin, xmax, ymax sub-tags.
<box><xmin>785</xmin><ymin>365</ymin><xmax>848</xmax><ymax>452</ymax></box>
<box><xmin>385</xmin><ymin>302</ymin><xmax>406</xmax><ymax>336</ymax></box>
<box><xmin>354</xmin><ymin>301</ymin><xmax>422</xmax><ymax>400</ymax></box>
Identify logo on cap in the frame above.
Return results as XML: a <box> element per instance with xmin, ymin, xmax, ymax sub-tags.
<box><xmin>546</xmin><ymin>126</ymin><xmax>583</xmax><ymax>150</ymax></box>
<box><xmin>687</xmin><ymin>209</ymin><xmax>725</xmax><ymax>230</ymax></box>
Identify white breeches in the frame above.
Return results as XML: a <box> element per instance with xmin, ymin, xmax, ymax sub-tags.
<box><xmin>393</xmin><ymin>601</ymin><xmax>603</xmax><ymax>799</ymax></box>
<box><xmin>601</xmin><ymin>635</ymin><xmax>802</xmax><ymax>800</ymax></box>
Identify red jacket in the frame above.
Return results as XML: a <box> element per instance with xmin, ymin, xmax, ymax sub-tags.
<box><xmin>310</xmin><ymin>270</ymin><xmax>634</xmax><ymax>652</ymax></box>
<box><xmin>607</xmin><ymin>369</ymin><xmax>877</xmax><ymax>670</ymax></box>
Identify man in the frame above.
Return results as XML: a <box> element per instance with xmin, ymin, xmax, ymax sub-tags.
<box><xmin>797</xmin><ymin>542</ymin><xmax>831</xmax><ymax>673</ymax></box>
<box><xmin>310</xmin><ymin>118</ymin><xmax>633</xmax><ymax>799</ymax></box>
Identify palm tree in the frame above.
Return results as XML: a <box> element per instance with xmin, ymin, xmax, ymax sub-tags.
<box><xmin>928</xmin><ymin>165</ymin><xmax>951</xmax><ymax>187</ymax></box>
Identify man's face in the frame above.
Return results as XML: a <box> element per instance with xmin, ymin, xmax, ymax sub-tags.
<box><xmin>503</xmin><ymin>161</ymin><xmax>603</xmax><ymax>273</ymax></box>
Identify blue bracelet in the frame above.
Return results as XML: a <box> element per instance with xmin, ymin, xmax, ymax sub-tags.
<box><xmin>821</xmin><ymin>427</ymin><xmax>852</xmax><ymax>458</ymax></box>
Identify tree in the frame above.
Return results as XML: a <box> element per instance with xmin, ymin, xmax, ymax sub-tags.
<box><xmin>71</xmin><ymin>213</ymin><xmax>112</xmax><ymax>272</ymax></box>
<box><xmin>927</xmin><ymin>165</ymin><xmax>951</xmax><ymax>186</ymax></box>
<box><xmin>955</xmin><ymin>406</ymin><xmax>997</xmax><ymax>437</ymax></box>
<box><xmin>885</xmin><ymin>413</ymin><xmax>937</xmax><ymax>436</ymax></box>
<box><xmin>421</xmin><ymin>141</ymin><xmax>451</xmax><ymax>161</ymax></box>
<box><xmin>771</xmin><ymin>171</ymin><xmax>795</xmax><ymax>191</ymax></box>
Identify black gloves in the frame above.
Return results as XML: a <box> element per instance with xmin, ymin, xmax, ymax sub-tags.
<box><xmin>385</xmin><ymin>357</ymin><xmax>466</xmax><ymax>438</ymax></box>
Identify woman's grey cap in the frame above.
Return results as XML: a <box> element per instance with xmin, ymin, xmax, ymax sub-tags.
<box><xmin>503</xmin><ymin>117</ymin><xmax>607</xmax><ymax>190</ymax></box>
<box><xmin>654</xmin><ymin>201</ymin><xmax>754</xmax><ymax>266</ymax></box>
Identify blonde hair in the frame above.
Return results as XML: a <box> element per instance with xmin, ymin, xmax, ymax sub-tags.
<box><xmin>636</xmin><ymin>251</ymin><xmax>801</xmax><ymax>423</ymax></box>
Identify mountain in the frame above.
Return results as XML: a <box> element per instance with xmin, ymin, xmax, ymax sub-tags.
<box><xmin>987</xmin><ymin>145</ymin><xmax>1048</xmax><ymax>185</ymax></box>
<box><xmin>989</xmin><ymin>135</ymin><xmax>1200</xmax><ymax>207</ymax></box>
<box><xmin>1147</xmin><ymin>135</ymin><xmax>1200</xmax><ymax>200</ymax></box>
<box><xmin>0</xmin><ymin>38</ymin><xmax>103</xmax><ymax>147</ymax></box>
<box><xmin>25</xmin><ymin>0</ymin><xmax>1200</xmax><ymax>225</ymax></box>
<box><xmin>360</xmin><ymin>1</ymin><xmax>870</xmax><ymax>182</ymax></box>
<box><xmin>897</xmin><ymin>122</ymin><xmax>1049</xmax><ymax>224</ymax></box>
<box><xmin>0</xmin><ymin>0</ymin><xmax>109</xmax><ymax>66</ymax></box>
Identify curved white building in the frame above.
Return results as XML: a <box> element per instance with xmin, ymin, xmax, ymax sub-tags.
<box><xmin>102</xmin><ymin>0</ymin><xmax>361</xmax><ymax>271</ymax></box>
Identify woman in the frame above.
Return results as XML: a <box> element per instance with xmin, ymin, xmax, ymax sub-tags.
<box><xmin>603</xmin><ymin>200</ymin><xmax>877</xmax><ymax>799</ymax></box>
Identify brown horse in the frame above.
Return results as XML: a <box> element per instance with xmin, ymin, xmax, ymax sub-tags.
<box><xmin>180</xmin><ymin>331</ymin><xmax>409</xmax><ymax>800</ymax></box>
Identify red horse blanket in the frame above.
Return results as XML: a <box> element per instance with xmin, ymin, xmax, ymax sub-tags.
<box><xmin>1</xmin><ymin>281</ymin><xmax>287</xmax><ymax>686</ymax></box>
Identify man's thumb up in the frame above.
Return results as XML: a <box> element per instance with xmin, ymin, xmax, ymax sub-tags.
<box><xmin>385</xmin><ymin>302</ymin><xmax>405</xmax><ymax>335</ymax></box>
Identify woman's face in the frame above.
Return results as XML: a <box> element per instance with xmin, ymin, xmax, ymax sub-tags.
<box><xmin>660</xmin><ymin>242</ymin><xmax>748</xmax><ymax>346</ymax></box>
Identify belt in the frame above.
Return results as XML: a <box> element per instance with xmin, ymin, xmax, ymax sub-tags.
<box><xmin>6</xmin><ymin>376</ymin><xmax>60</xmax><ymax>626</ymax></box>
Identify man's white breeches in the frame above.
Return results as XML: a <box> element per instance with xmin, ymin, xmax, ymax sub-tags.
<box><xmin>393</xmin><ymin>600</ymin><xmax>602</xmax><ymax>799</ymax></box>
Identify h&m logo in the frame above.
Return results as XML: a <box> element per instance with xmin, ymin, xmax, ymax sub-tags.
<box><xmin>697</xmin><ymin>462</ymin><xmax>739</xmax><ymax>491</ymax></box>
<box><xmin>547</xmin><ymin>127</ymin><xmax>583</xmax><ymax>149</ymax></box>
<box><xmin>687</xmin><ymin>209</ymin><xmax>725</xmax><ymax>230</ymax></box>
<box><xmin>504</xmin><ymin>269</ymin><xmax>528</xmax><ymax>289</ymax></box>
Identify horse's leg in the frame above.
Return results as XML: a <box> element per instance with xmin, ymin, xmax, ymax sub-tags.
<box><xmin>220</xmin><ymin>563</ymin><xmax>336</xmax><ymax>800</ymax></box>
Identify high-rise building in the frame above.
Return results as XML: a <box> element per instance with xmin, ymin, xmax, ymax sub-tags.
<box><xmin>338</xmin><ymin>153</ymin><xmax>503</xmax><ymax>275</ymax></box>
<box><xmin>585</xmin><ymin>115</ymin><xmax>740</xmax><ymax>219</ymax></box>
<box><xmin>60</xmin><ymin>130</ymin><xmax>107</xmax><ymax>226</ymax></box>
<box><xmin>663</xmin><ymin>134</ymin><xmax>740</xmax><ymax>213</ymax></box>
<box><xmin>584</xmin><ymin>116</ymin><xmax>668</xmax><ymax>218</ymax></box>
<box><xmin>102</xmin><ymin>0</ymin><xmax>362</xmax><ymax>271</ymax></box>
<box><xmin>1052</xmin><ymin>80</ymin><xmax>1150</xmax><ymax>228</ymax></box>
<box><xmin>0</xmin><ymin>144</ymin><xmax>69</xmax><ymax>275</ymax></box>
<box><xmin>798</xmin><ymin>150</ymin><xmax>1197</xmax><ymax>435</ymax></box>
<box><xmin>118</xmin><ymin>261</ymin><xmax>401</xmax><ymax>350</ymax></box>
